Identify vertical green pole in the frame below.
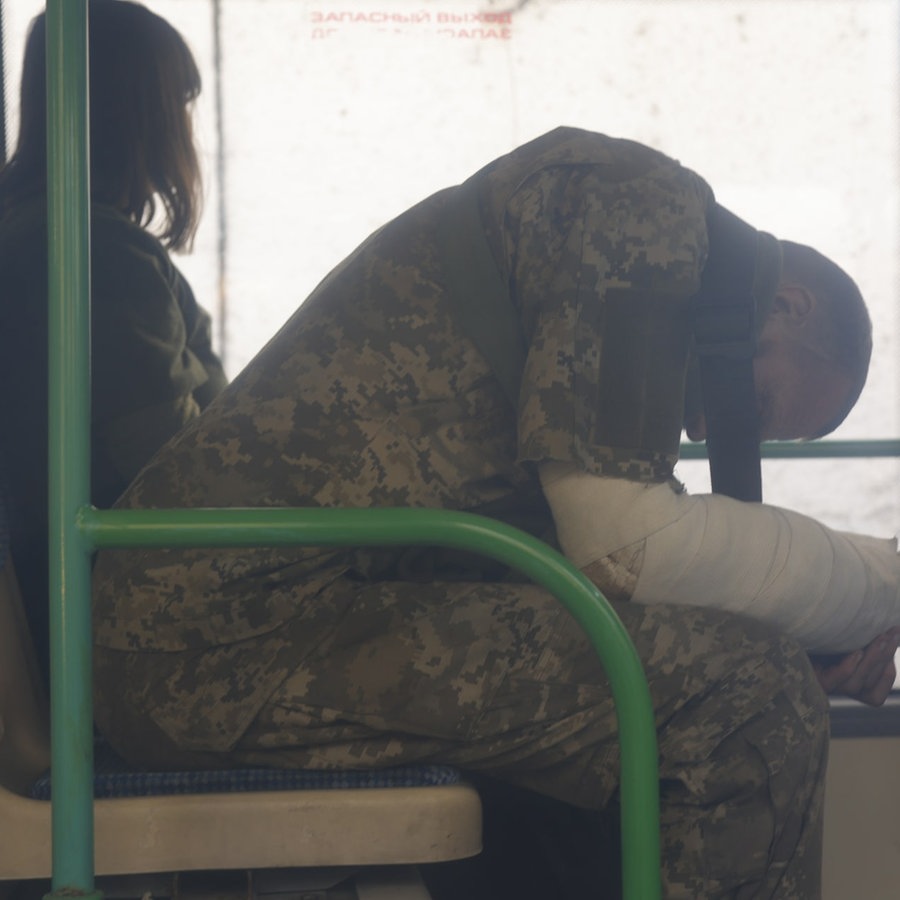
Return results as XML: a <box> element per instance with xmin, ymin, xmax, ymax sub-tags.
<box><xmin>45</xmin><ymin>0</ymin><xmax>100</xmax><ymax>895</ymax></box>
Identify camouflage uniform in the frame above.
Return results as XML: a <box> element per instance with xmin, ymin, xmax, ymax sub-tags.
<box><xmin>93</xmin><ymin>128</ymin><xmax>828</xmax><ymax>898</ymax></box>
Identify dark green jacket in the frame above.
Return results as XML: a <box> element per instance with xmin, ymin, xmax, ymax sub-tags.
<box><xmin>0</xmin><ymin>195</ymin><xmax>226</xmax><ymax>678</ymax></box>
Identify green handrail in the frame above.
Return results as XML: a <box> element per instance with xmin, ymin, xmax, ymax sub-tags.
<box><xmin>43</xmin><ymin>2</ymin><xmax>661</xmax><ymax>899</ymax></box>
<box><xmin>82</xmin><ymin>505</ymin><xmax>661</xmax><ymax>899</ymax></box>
<box><xmin>45</xmin><ymin>1</ymin><xmax>96</xmax><ymax>897</ymax></box>
<box><xmin>680</xmin><ymin>439</ymin><xmax>900</xmax><ymax>460</ymax></box>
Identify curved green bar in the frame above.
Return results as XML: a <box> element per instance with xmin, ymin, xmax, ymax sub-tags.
<box><xmin>82</xmin><ymin>505</ymin><xmax>662</xmax><ymax>899</ymax></box>
<box><xmin>680</xmin><ymin>438</ymin><xmax>900</xmax><ymax>460</ymax></box>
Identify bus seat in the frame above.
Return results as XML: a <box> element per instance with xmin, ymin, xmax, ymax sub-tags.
<box><xmin>0</xmin><ymin>549</ymin><xmax>482</xmax><ymax>888</ymax></box>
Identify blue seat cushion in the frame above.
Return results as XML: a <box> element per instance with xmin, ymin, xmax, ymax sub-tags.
<box><xmin>30</xmin><ymin>740</ymin><xmax>461</xmax><ymax>800</ymax></box>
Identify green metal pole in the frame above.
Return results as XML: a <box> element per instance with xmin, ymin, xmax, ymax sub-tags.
<box><xmin>45</xmin><ymin>0</ymin><xmax>100</xmax><ymax>895</ymax></box>
<box><xmin>84</xmin><ymin>505</ymin><xmax>662</xmax><ymax>899</ymax></box>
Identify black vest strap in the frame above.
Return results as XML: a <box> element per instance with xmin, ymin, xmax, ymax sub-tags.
<box><xmin>693</xmin><ymin>205</ymin><xmax>763</xmax><ymax>502</ymax></box>
<box><xmin>435</xmin><ymin>185</ymin><xmax>765</xmax><ymax>503</ymax></box>
<box><xmin>435</xmin><ymin>179</ymin><xmax>525</xmax><ymax>410</ymax></box>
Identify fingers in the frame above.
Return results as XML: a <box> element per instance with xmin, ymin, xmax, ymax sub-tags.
<box><xmin>843</xmin><ymin>645</ymin><xmax>894</xmax><ymax>700</ymax></box>
<box><xmin>812</xmin><ymin>627</ymin><xmax>900</xmax><ymax>706</ymax></box>
<box><xmin>813</xmin><ymin>650</ymin><xmax>863</xmax><ymax>694</ymax></box>
<box><xmin>852</xmin><ymin>639</ymin><xmax>895</xmax><ymax>693</ymax></box>
<box><xmin>858</xmin><ymin>659</ymin><xmax>897</xmax><ymax>707</ymax></box>
<box><xmin>857</xmin><ymin>628</ymin><xmax>899</xmax><ymax>705</ymax></box>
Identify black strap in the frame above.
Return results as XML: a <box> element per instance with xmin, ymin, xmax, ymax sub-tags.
<box><xmin>435</xmin><ymin>178</ymin><xmax>525</xmax><ymax>410</ymax></box>
<box><xmin>435</xmin><ymin>186</ymin><xmax>765</xmax><ymax>503</ymax></box>
<box><xmin>694</xmin><ymin>204</ymin><xmax>763</xmax><ymax>502</ymax></box>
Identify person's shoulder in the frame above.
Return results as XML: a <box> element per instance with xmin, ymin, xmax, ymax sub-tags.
<box><xmin>481</xmin><ymin>127</ymin><xmax>710</xmax><ymax>204</ymax></box>
<box><xmin>90</xmin><ymin>204</ymin><xmax>176</xmax><ymax>277</ymax></box>
<box><xmin>503</xmin><ymin>126</ymin><xmax>673</xmax><ymax>172</ymax></box>
<box><xmin>87</xmin><ymin>206</ymin><xmax>188</xmax><ymax>324</ymax></box>
<box><xmin>91</xmin><ymin>204</ymin><xmax>165</xmax><ymax>250</ymax></box>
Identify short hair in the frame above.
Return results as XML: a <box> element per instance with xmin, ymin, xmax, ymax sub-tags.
<box><xmin>779</xmin><ymin>240</ymin><xmax>873</xmax><ymax>436</ymax></box>
<box><xmin>0</xmin><ymin>0</ymin><xmax>202</xmax><ymax>251</ymax></box>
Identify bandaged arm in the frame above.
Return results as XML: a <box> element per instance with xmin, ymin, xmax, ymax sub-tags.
<box><xmin>539</xmin><ymin>461</ymin><xmax>900</xmax><ymax>653</ymax></box>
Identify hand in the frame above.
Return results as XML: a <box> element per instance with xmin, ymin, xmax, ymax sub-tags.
<box><xmin>811</xmin><ymin>628</ymin><xmax>900</xmax><ymax>707</ymax></box>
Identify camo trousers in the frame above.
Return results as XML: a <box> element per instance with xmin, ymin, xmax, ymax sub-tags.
<box><xmin>94</xmin><ymin>580</ymin><xmax>829</xmax><ymax>899</ymax></box>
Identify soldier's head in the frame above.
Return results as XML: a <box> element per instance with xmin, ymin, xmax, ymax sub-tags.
<box><xmin>684</xmin><ymin>243</ymin><xmax>871</xmax><ymax>443</ymax></box>
<box><xmin>0</xmin><ymin>0</ymin><xmax>202</xmax><ymax>251</ymax></box>
<box><xmin>750</xmin><ymin>242</ymin><xmax>872</xmax><ymax>441</ymax></box>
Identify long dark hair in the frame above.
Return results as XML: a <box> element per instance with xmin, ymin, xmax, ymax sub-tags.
<box><xmin>0</xmin><ymin>0</ymin><xmax>202</xmax><ymax>250</ymax></box>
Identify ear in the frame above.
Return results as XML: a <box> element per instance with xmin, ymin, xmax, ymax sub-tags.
<box><xmin>772</xmin><ymin>282</ymin><xmax>816</xmax><ymax>321</ymax></box>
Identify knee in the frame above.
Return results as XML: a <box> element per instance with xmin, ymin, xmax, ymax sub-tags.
<box><xmin>732</xmin><ymin>618</ymin><xmax>831</xmax><ymax>757</ymax></box>
<box><xmin>716</xmin><ymin>624</ymin><xmax>830</xmax><ymax>782</ymax></box>
<box><xmin>760</xmin><ymin>626</ymin><xmax>831</xmax><ymax>731</ymax></box>
<box><xmin>649</xmin><ymin>608</ymin><xmax>831</xmax><ymax>767</ymax></box>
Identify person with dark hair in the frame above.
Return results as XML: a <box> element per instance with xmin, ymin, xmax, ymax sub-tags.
<box><xmin>0</xmin><ymin>0</ymin><xmax>226</xmax><ymax>680</ymax></box>
<box><xmin>92</xmin><ymin>128</ymin><xmax>898</xmax><ymax>898</ymax></box>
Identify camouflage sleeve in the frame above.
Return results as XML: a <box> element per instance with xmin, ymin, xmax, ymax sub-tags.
<box><xmin>508</xmin><ymin>158</ymin><xmax>714</xmax><ymax>482</ymax></box>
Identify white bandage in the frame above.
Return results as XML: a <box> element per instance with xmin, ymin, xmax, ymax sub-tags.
<box><xmin>539</xmin><ymin>461</ymin><xmax>900</xmax><ymax>653</ymax></box>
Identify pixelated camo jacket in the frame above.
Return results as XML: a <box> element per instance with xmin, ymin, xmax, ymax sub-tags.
<box><xmin>93</xmin><ymin>127</ymin><xmax>714</xmax><ymax>659</ymax></box>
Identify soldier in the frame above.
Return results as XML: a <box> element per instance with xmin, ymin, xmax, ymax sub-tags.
<box><xmin>92</xmin><ymin>128</ymin><xmax>899</xmax><ymax>898</ymax></box>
